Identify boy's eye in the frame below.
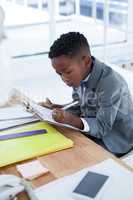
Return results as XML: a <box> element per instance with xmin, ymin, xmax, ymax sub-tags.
<box><xmin>66</xmin><ymin>71</ymin><xmax>72</xmax><ymax>74</ymax></box>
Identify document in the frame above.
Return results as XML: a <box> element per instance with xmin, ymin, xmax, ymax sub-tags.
<box><xmin>123</xmin><ymin>154</ymin><xmax>133</xmax><ymax>169</ymax></box>
<box><xmin>0</xmin><ymin>105</ymin><xmax>39</xmax><ymax>130</ymax></box>
<box><xmin>24</xmin><ymin>100</ymin><xmax>86</xmax><ymax>132</ymax></box>
<box><xmin>0</xmin><ymin>117</ymin><xmax>39</xmax><ymax>131</ymax></box>
<box><xmin>35</xmin><ymin>159</ymin><xmax>133</xmax><ymax>200</ymax></box>
<box><xmin>0</xmin><ymin>105</ymin><xmax>33</xmax><ymax>121</ymax></box>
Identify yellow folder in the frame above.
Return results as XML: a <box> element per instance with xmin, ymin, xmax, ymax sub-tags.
<box><xmin>0</xmin><ymin>122</ymin><xmax>73</xmax><ymax>167</ymax></box>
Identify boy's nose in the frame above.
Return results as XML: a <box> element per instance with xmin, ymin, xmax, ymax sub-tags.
<box><xmin>62</xmin><ymin>75</ymin><xmax>69</xmax><ymax>82</ymax></box>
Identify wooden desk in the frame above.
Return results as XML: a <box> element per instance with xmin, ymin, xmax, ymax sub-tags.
<box><xmin>0</xmin><ymin>126</ymin><xmax>131</xmax><ymax>199</ymax></box>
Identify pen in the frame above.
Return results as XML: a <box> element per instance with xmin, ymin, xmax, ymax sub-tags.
<box><xmin>62</xmin><ymin>101</ymin><xmax>79</xmax><ymax>110</ymax></box>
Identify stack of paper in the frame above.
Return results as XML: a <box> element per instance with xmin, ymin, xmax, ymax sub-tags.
<box><xmin>35</xmin><ymin>159</ymin><xmax>133</xmax><ymax>200</ymax></box>
<box><xmin>0</xmin><ymin>118</ymin><xmax>39</xmax><ymax>131</ymax></box>
<box><xmin>122</xmin><ymin>154</ymin><xmax>133</xmax><ymax>169</ymax></box>
<box><xmin>0</xmin><ymin>105</ymin><xmax>39</xmax><ymax>131</ymax></box>
<box><xmin>0</xmin><ymin>105</ymin><xmax>33</xmax><ymax>120</ymax></box>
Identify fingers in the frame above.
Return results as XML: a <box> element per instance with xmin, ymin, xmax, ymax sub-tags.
<box><xmin>46</xmin><ymin>98</ymin><xmax>52</xmax><ymax>104</ymax></box>
<box><xmin>52</xmin><ymin>109</ymin><xmax>83</xmax><ymax>129</ymax></box>
<box><xmin>52</xmin><ymin>108</ymin><xmax>73</xmax><ymax>125</ymax></box>
<box><xmin>39</xmin><ymin>102</ymin><xmax>51</xmax><ymax>108</ymax></box>
<box><xmin>52</xmin><ymin>104</ymin><xmax>63</xmax><ymax>109</ymax></box>
<box><xmin>38</xmin><ymin>98</ymin><xmax>63</xmax><ymax>109</ymax></box>
<box><xmin>52</xmin><ymin>109</ymin><xmax>64</xmax><ymax>122</ymax></box>
<box><xmin>38</xmin><ymin>98</ymin><xmax>53</xmax><ymax>109</ymax></box>
<box><xmin>45</xmin><ymin>98</ymin><xmax>63</xmax><ymax>109</ymax></box>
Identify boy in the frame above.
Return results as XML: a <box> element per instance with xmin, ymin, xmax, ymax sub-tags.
<box><xmin>42</xmin><ymin>32</ymin><xmax>133</xmax><ymax>157</ymax></box>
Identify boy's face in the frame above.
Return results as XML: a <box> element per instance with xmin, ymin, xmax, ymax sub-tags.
<box><xmin>51</xmin><ymin>55</ymin><xmax>90</xmax><ymax>87</ymax></box>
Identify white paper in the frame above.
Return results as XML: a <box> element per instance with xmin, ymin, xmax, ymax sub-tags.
<box><xmin>35</xmin><ymin>159</ymin><xmax>133</xmax><ymax>200</ymax></box>
<box><xmin>123</xmin><ymin>154</ymin><xmax>133</xmax><ymax>169</ymax></box>
<box><xmin>0</xmin><ymin>105</ymin><xmax>33</xmax><ymax>120</ymax></box>
<box><xmin>0</xmin><ymin>117</ymin><xmax>39</xmax><ymax>131</ymax></box>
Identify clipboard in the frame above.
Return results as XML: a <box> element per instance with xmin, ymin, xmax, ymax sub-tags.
<box><xmin>9</xmin><ymin>89</ymin><xmax>85</xmax><ymax>132</ymax></box>
<box><xmin>22</xmin><ymin>99</ymin><xmax>85</xmax><ymax>132</ymax></box>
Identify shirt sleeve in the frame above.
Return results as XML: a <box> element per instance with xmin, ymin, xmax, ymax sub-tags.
<box><xmin>81</xmin><ymin>118</ymin><xmax>90</xmax><ymax>132</ymax></box>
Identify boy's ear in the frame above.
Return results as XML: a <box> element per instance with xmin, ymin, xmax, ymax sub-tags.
<box><xmin>82</xmin><ymin>55</ymin><xmax>91</xmax><ymax>66</ymax></box>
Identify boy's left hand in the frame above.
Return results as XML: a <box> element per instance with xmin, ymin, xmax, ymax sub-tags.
<box><xmin>52</xmin><ymin>109</ymin><xmax>84</xmax><ymax>130</ymax></box>
<box><xmin>39</xmin><ymin>98</ymin><xmax>63</xmax><ymax>109</ymax></box>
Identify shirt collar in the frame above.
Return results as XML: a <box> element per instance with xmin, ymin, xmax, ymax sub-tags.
<box><xmin>85</xmin><ymin>57</ymin><xmax>104</xmax><ymax>91</ymax></box>
<box><xmin>78</xmin><ymin>56</ymin><xmax>104</xmax><ymax>92</ymax></box>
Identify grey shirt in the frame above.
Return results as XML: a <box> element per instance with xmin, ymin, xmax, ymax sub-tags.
<box><xmin>70</xmin><ymin>57</ymin><xmax>133</xmax><ymax>154</ymax></box>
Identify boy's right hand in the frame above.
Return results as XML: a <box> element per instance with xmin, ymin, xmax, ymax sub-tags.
<box><xmin>38</xmin><ymin>98</ymin><xmax>63</xmax><ymax>109</ymax></box>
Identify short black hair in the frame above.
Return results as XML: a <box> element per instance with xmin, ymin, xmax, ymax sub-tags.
<box><xmin>48</xmin><ymin>32</ymin><xmax>90</xmax><ymax>59</ymax></box>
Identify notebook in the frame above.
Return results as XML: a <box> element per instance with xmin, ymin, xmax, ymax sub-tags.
<box><xmin>0</xmin><ymin>121</ymin><xmax>73</xmax><ymax>167</ymax></box>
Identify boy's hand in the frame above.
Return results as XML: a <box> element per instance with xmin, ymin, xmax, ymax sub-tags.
<box><xmin>39</xmin><ymin>98</ymin><xmax>63</xmax><ymax>109</ymax></box>
<box><xmin>52</xmin><ymin>108</ymin><xmax>84</xmax><ymax>130</ymax></box>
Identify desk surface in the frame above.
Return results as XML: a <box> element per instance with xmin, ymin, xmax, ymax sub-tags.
<box><xmin>0</xmin><ymin>126</ymin><xmax>132</xmax><ymax>199</ymax></box>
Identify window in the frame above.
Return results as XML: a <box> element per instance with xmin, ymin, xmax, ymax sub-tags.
<box><xmin>0</xmin><ymin>0</ymin><xmax>131</xmax><ymax>102</ymax></box>
<box><xmin>80</xmin><ymin>0</ymin><xmax>92</xmax><ymax>17</ymax></box>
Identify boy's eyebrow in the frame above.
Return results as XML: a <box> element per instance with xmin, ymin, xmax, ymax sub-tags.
<box><xmin>56</xmin><ymin>66</ymin><xmax>68</xmax><ymax>74</ymax></box>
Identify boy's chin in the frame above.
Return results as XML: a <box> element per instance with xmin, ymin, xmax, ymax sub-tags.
<box><xmin>67</xmin><ymin>82</ymin><xmax>80</xmax><ymax>87</ymax></box>
<box><xmin>65</xmin><ymin>81</ymin><xmax>80</xmax><ymax>87</ymax></box>
<box><xmin>66</xmin><ymin>82</ymin><xmax>73</xmax><ymax>87</ymax></box>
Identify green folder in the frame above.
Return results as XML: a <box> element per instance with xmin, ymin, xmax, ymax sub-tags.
<box><xmin>0</xmin><ymin>122</ymin><xmax>73</xmax><ymax>167</ymax></box>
